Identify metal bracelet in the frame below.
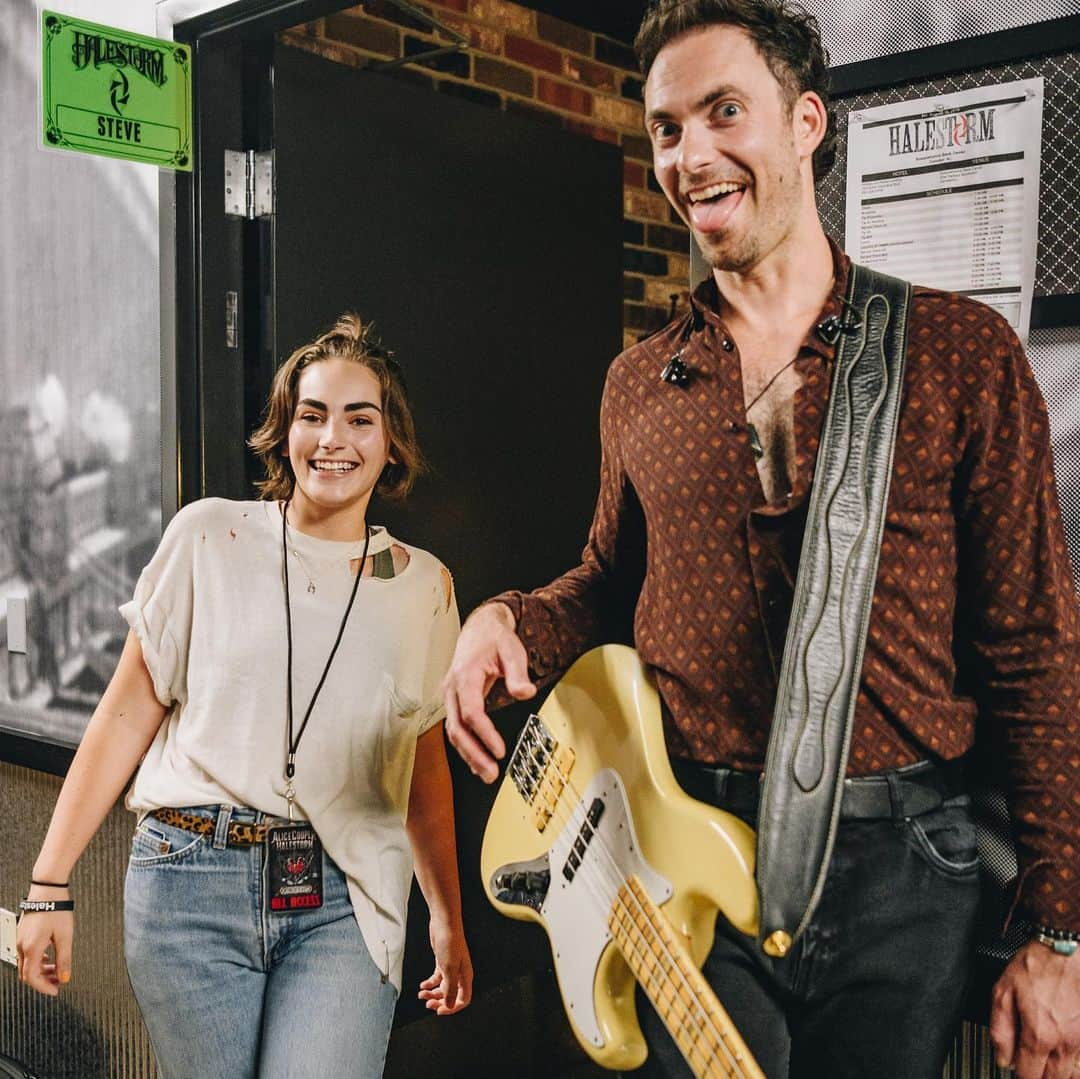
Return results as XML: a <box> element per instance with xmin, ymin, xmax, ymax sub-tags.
<box><xmin>1034</xmin><ymin>926</ymin><xmax>1079</xmax><ymax>957</ymax></box>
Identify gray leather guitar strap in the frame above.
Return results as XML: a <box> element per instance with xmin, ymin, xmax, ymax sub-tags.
<box><xmin>755</xmin><ymin>263</ymin><xmax>912</xmax><ymax>958</ymax></box>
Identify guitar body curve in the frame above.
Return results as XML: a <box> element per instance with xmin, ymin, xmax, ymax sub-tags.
<box><xmin>481</xmin><ymin>645</ymin><xmax>760</xmax><ymax>1073</ymax></box>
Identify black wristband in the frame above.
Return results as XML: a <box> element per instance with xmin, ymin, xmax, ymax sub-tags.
<box><xmin>18</xmin><ymin>899</ymin><xmax>75</xmax><ymax>913</ymax></box>
<box><xmin>30</xmin><ymin>878</ymin><xmax>69</xmax><ymax>888</ymax></box>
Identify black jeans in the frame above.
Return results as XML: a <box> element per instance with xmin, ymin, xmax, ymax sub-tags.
<box><xmin>628</xmin><ymin>779</ymin><xmax>981</xmax><ymax>1079</ymax></box>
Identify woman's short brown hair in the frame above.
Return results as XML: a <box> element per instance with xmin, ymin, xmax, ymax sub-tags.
<box><xmin>634</xmin><ymin>0</ymin><xmax>836</xmax><ymax>182</ymax></box>
<box><xmin>248</xmin><ymin>313</ymin><xmax>424</xmax><ymax>502</ymax></box>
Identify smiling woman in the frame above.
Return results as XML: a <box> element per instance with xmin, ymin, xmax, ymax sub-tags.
<box><xmin>283</xmin><ymin>360</ymin><xmax>394</xmax><ymax>540</ymax></box>
<box><xmin>250</xmin><ymin>313</ymin><xmax>424</xmax><ymax>512</ymax></box>
<box><xmin>16</xmin><ymin>312</ymin><xmax>472</xmax><ymax>1079</ymax></box>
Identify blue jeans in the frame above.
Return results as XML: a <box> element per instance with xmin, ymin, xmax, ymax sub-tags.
<box><xmin>631</xmin><ymin>785</ymin><xmax>981</xmax><ymax>1079</ymax></box>
<box><xmin>124</xmin><ymin>805</ymin><xmax>397</xmax><ymax>1079</ymax></box>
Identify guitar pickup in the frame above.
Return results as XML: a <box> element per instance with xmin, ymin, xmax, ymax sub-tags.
<box><xmin>560</xmin><ymin>799</ymin><xmax>603</xmax><ymax>883</ymax></box>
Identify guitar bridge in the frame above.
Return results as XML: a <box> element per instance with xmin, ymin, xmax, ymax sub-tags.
<box><xmin>509</xmin><ymin>713</ymin><xmax>575</xmax><ymax>833</ymax></box>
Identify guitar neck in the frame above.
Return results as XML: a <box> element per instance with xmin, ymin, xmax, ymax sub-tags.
<box><xmin>607</xmin><ymin>875</ymin><xmax>764</xmax><ymax>1079</ymax></box>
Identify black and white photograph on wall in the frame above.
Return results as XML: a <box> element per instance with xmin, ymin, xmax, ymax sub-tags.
<box><xmin>0</xmin><ymin>0</ymin><xmax>161</xmax><ymax>748</ymax></box>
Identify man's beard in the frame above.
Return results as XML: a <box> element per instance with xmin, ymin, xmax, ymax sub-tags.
<box><xmin>698</xmin><ymin>230</ymin><xmax>762</xmax><ymax>274</ymax></box>
<box><xmin>693</xmin><ymin>163</ymin><xmax>802</xmax><ymax>275</ymax></box>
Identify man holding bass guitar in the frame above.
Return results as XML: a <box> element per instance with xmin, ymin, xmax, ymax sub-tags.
<box><xmin>443</xmin><ymin>1</ymin><xmax>1080</xmax><ymax>1076</ymax></box>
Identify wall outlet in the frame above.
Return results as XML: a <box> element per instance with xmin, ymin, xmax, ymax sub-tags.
<box><xmin>0</xmin><ymin>907</ymin><xmax>16</xmax><ymax>966</ymax></box>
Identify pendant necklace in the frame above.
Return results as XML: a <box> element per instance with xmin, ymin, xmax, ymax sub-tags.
<box><xmin>290</xmin><ymin>546</ymin><xmax>318</xmax><ymax>594</ymax></box>
<box><xmin>287</xmin><ymin>523</ymin><xmax>371</xmax><ymax>595</ymax></box>
<box><xmin>745</xmin><ymin>355</ymin><xmax>800</xmax><ymax>461</ymax></box>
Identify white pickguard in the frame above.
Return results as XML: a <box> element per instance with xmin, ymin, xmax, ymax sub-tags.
<box><xmin>540</xmin><ymin>768</ymin><xmax>673</xmax><ymax>1048</ymax></box>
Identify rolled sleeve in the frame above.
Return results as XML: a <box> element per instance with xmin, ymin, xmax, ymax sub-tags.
<box><xmin>118</xmin><ymin>504</ymin><xmax>198</xmax><ymax>711</ymax></box>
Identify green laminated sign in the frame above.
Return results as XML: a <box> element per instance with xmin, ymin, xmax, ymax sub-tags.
<box><xmin>41</xmin><ymin>10</ymin><xmax>192</xmax><ymax>170</ymax></box>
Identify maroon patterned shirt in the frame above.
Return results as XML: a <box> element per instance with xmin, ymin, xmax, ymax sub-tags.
<box><xmin>495</xmin><ymin>245</ymin><xmax>1080</xmax><ymax>930</ymax></box>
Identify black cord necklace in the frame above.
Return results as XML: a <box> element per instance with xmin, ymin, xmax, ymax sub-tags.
<box><xmin>744</xmin><ymin>354</ymin><xmax>801</xmax><ymax>414</ymax></box>
<box><xmin>745</xmin><ymin>356</ymin><xmax>801</xmax><ymax>461</ymax></box>
<box><xmin>281</xmin><ymin>499</ymin><xmax>370</xmax><ymax>818</ymax></box>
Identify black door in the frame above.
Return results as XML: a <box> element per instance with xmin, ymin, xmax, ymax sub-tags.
<box><xmin>269</xmin><ymin>37</ymin><xmax>623</xmax><ymax>1064</ymax></box>
<box><xmin>272</xmin><ymin>42</ymin><xmax>622</xmax><ymax>609</ymax></box>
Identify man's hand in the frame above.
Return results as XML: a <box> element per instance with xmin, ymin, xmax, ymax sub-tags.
<box><xmin>990</xmin><ymin>940</ymin><xmax>1080</xmax><ymax>1078</ymax></box>
<box><xmin>442</xmin><ymin>602</ymin><xmax>536</xmax><ymax>783</ymax></box>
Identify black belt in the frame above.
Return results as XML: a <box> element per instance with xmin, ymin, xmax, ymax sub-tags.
<box><xmin>671</xmin><ymin>759</ymin><xmax>966</xmax><ymax>822</ymax></box>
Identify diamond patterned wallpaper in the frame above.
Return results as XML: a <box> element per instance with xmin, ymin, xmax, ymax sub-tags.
<box><xmin>1028</xmin><ymin>326</ymin><xmax>1080</xmax><ymax>583</ymax></box>
<box><xmin>809</xmin><ymin>0</ymin><xmax>1078</xmax><ymax>67</ymax></box>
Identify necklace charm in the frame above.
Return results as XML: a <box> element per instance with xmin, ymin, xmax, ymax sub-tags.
<box><xmin>748</xmin><ymin>422</ymin><xmax>764</xmax><ymax>460</ymax></box>
<box><xmin>290</xmin><ymin>546</ymin><xmax>318</xmax><ymax>594</ymax></box>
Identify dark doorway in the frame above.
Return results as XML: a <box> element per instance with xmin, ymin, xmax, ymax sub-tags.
<box><xmin>271</xmin><ymin>41</ymin><xmax>622</xmax><ymax>610</ymax></box>
<box><xmin>175</xmin><ymin>5</ymin><xmax>623</xmax><ymax>1076</ymax></box>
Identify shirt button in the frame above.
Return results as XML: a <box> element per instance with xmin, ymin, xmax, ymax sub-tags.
<box><xmin>721</xmin><ymin>338</ymin><xmax>734</xmax><ymax>351</ymax></box>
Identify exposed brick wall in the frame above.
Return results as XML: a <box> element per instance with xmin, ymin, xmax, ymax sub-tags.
<box><xmin>280</xmin><ymin>1</ymin><xmax>692</xmax><ymax>351</ymax></box>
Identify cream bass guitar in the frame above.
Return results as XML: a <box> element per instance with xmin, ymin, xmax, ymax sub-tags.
<box><xmin>481</xmin><ymin>645</ymin><xmax>764</xmax><ymax>1078</ymax></box>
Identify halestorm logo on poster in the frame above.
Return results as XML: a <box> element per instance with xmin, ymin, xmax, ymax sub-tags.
<box><xmin>888</xmin><ymin>108</ymin><xmax>997</xmax><ymax>155</ymax></box>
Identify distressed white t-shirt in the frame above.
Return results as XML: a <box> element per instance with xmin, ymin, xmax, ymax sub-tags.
<box><xmin>121</xmin><ymin>497</ymin><xmax>459</xmax><ymax>990</ymax></box>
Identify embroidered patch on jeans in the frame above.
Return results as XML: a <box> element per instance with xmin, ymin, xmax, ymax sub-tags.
<box><xmin>266</xmin><ymin>821</ymin><xmax>323</xmax><ymax>913</ymax></box>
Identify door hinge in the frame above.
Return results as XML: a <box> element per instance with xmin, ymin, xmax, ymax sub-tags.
<box><xmin>224</xmin><ymin>149</ymin><xmax>274</xmax><ymax>219</ymax></box>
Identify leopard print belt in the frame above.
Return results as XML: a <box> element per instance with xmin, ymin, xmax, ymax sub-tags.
<box><xmin>150</xmin><ymin>808</ymin><xmax>270</xmax><ymax>846</ymax></box>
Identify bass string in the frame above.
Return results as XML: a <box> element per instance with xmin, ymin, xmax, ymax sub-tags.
<box><xmin>520</xmin><ymin>750</ymin><xmax>749</xmax><ymax>1078</ymax></box>
<box><xmin>539</xmin><ymin>781</ymin><xmax>748</xmax><ymax>1079</ymax></box>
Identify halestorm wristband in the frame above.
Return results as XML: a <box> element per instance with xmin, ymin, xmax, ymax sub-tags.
<box><xmin>18</xmin><ymin>899</ymin><xmax>75</xmax><ymax>913</ymax></box>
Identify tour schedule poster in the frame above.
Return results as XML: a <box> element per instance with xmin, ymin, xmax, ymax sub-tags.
<box><xmin>845</xmin><ymin>79</ymin><xmax>1044</xmax><ymax>341</ymax></box>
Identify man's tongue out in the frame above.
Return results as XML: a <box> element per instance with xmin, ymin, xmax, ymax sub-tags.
<box><xmin>687</xmin><ymin>186</ymin><xmax>745</xmax><ymax>233</ymax></box>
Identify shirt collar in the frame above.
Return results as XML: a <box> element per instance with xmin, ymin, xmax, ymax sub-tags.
<box><xmin>687</xmin><ymin>237</ymin><xmax>852</xmax><ymax>361</ymax></box>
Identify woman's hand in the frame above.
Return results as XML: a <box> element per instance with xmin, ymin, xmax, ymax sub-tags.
<box><xmin>15</xmin><ymin>885</ymin><xmax>73</xmax><ymax>996</ymax></box>
<box><xmin>418</xmin><ymin>917</ymin><xmax>472</xmax><ymax>1016</ymax></box>
<box><xmin>16</xmin><ymin>630</ymin><xmax>168</xmax><ymax>999</ymax></box>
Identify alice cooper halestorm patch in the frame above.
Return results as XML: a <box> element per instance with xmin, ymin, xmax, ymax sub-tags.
<box><xmin>266</xmin><ymin>820</ymin><xmax>324</xmax><ymax>913</ymax></box>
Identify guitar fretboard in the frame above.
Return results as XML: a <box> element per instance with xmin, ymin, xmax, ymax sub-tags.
<box><xmin>607</xmin><ymin>875</ymin><xmax>764</xmax><ymax>1079</ymax></box>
